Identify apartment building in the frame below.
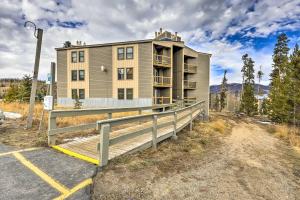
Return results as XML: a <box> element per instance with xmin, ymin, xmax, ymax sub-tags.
<box><xmin>55</xmin><ymin>29</ymin><xmax>211</xmax><ymax>115</ymax></box>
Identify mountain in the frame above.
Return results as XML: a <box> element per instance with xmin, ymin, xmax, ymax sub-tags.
<box><xmin>210</xmin><ymin>83</ymin><xmax>269</xmax><ymax>95</ymax></box>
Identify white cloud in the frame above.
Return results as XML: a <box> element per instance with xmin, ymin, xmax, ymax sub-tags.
<box><xmin>0</xmin><ymin>0</ymin><xmax>299</xmax><ymax>86</ymax></box>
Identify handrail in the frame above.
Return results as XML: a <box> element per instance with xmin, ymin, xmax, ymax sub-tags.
<box><xmin>184</xmin><ymin>80</ymin><xmax>196</xmax><ymax>89</ymax></box>
<box><xmin>97</xmin><ymin>100</ymin><xmax>206</xmax><ymax>166</ymax></box>
<box><xmin>184</xmin><ymin>63</ymin><xmax>197</xmax><ymax>73</ymax></box>
<box><xmin>153</xmin><ymin>96</ymin><xmax>171</xmax><ymax>104</ymax></box>
<box><xmin>153</xmin><ymin>54</ymin><xmax>171</xmax><ymax>67</ymax></box>
<box><xmin>153</xmin><ymin>76</ymin><xmax>171</xmax><ymax>87</ymax></box>
<box><xmin>47</xmin><ymin>104</ymin><xmax>175</xmax><ymax>145</ymax></box>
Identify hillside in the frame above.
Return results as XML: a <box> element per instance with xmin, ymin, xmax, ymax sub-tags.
<box><xmin>210</xmin><ymin>83</ymin><xmax>269</xmax><ymax>94</ymax></box>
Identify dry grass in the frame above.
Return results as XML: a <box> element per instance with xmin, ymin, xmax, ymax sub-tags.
<box><xmin>267</xmin><ymin>124</ymin><xmax>300</xmax><ymax>148</ymax></box>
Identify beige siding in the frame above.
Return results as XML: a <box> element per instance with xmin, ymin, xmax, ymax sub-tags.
<box><xmin>57</xmin><ymin>50</ymin><xmax>67</xmax><ymax>98</ymax></box>
<box><xmin>89</xmin><ymin>46</ymin><xmax>113</xmax><ymax>98</ymax></box>
<box><xmin>172</xmin><ymin>47</ymin><xmax>184</xmax><ymax>99</ymax></box>
<box><xmin>67</xmin><ymin>48</ymin><xmax>90</xmax><ymax>98</ymax></box>
<box><xmin>138</xmin><ymin>42</ymin><xmax>153</xmax><ymax>98</ymax></box>
<box><xmin>112</xmin><ymin>44</ymin><xmax>139</xmax><ymax>99</ymax></box>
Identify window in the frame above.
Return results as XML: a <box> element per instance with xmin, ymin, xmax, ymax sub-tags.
<box><xmin>126</xmin><ymin>47</ymin><xmax>133</xmax><ymax>59</ymax></box>
<box><xmin>117</xmin><ymin>68</ymin><xmax>125</xmax><ymax>80</ymax></box>
<box><xmin>79</xmin><ymin>51</ymin><xmax>84</xmax><ymax>62</ymax></box>
<box><xmin>71</xmin><ymin>51</ymin><xmax>77</xmax><ymax>63</ymax></box>
<box><xmin>79</xmin><ymin>89</ymin><xmax>85</xmax><ymax>99</ymax></box>
<box><xmin>126</xmin><ymin>68</ymin><xmax>133</xmax><ymax>80</ymax></box>
<box><xmin>118</xmin><ymin>88</ymin><xmax>125</xmax><ymax>99</ymax></box>
<box><xmin>126</xmin><ymin>88</ymin><xmax>133</xmax><ymax>100</ymax></box>
<box><xmin>71</xmin><ymin>89</ymin><xmax>77</xmax><ymax>99</ymax></box>
<box><xmin>117</xmin><ymin>48</ymin><xmax>124</xmax><ymax>60</ymax></box>
<box><xmin>79</xmin><ymin>70</ymin><xmax>85</xmax><ymax>81</ymax></box>
<box><xmin>71</xmin><ymin>70</ymin><xmax>77</xmax><ymax>81</ymax></box>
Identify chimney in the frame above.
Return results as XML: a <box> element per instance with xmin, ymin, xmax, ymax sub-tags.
<box><xmin>160</xmin><ymin>28</ymin><xmax>162</xmax><ymax>33</ymax></box>
<box><xmin>155</xmin><ymin>31</ymin><xmax>157</xmax><ymax>37</ymax></box>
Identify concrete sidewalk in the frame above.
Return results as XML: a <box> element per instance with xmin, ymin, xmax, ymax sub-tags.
<box><xmin>0</xmin><ymin>144</ymin><xmax>97</xmax><ymax>200</ymax></box>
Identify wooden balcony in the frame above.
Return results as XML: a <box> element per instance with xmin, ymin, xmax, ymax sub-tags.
<box><xmin>153</xmin><ymin>76</ymin><xmax>171</xmax><ymax>87</ymax></box>
<box><xmin>184</xmin><ymin>97</ymin><xmax>197</xmax><ymax>105</ymax></box>
<box><xmin>184</xmin><ymin>80</ymin><xmax>196</xmax><ymax>89</ymax></box>
<box><xmin>184</xmin><ymin>63</ymin><xmax>197</xmax><ymax>73</ymax></box>
<box><xmin>153</xmin><ymin>54</ymin><xmax>171</xmax><ymax>67</ymax></box>
<box><xmin>153</xmin><ymin>96</ymin><xmax>171</xmax><ymax>105</ymax></box>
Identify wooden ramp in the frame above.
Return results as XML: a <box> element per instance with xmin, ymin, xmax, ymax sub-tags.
<box><xmin>52</xmin><ymin>103</ymin><xmax>204</xmax><ymax>166</ymax></box>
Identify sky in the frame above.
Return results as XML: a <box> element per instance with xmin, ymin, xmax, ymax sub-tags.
<box><xmin>0</xmin><ymin>0</ymin><xmax>300</xmax><ymax>85</ymax></box>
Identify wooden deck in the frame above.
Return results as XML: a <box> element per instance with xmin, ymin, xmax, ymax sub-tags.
<box><xmin>51</xmin><ymin>102</ymin><xmax>204</xmax><ymax>166</ymax></box>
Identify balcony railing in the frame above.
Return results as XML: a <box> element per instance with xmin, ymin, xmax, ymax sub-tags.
<box><xmin>153</xmin><ymin>96</ymin><xmax>171</xmax><ymax>105</ymax></box>
<box><xmin>184</xmin><ymin>97</ymin><xmax>197</xmax><ymax>105</ymax></box>
<box><xmin>153</xmin><ymin>76</ymin><xmax>171</xmax><ymax>87</ymax></box>
<box><xmin>184</xmin><ymin>80</ymin><xmax>196</xmax><ymax>89</ymax></box>
<box><xmin>153</xmin><ymin>54</ymin><xmax>171</xmax><ymax>67</ymax></box>
<box><xmin>184</xmin><ymin>63</ymin><xmax>197</xmax><ymax>73</ymax></box>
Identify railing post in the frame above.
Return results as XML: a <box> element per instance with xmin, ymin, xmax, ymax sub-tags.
<box><xmin>152</xmin><ymin>115</ymin><xmax>158</xmax><ymax>149</ymax></box>
<box><xmin>99</xmin><ymin>123</ymin><xmax>110</xmax><ymax>167</ymax></box>
<box><xmin>189</xmin><ymin>107</ymin><xmax>193</xmax><ymax>131</ymax></box>
<box><xmin>172</xmin><ymin>112</ymin><xmax>178</xmax><ymax>140</ymax></box>
<box><xmin>48</xmin><ymin>112</ymin><xmax>57</xmax><ymax>146</ymax></box>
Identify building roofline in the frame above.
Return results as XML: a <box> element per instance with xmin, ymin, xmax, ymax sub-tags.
<box><xmin>184</xmin><ymin>45</ymin><xmax>212</xmax><ymax>57</ymax></box>
<box><xmin>55</xmin><ymin>39</ymin><xmax>153</xmax><ymax>51</ymax></box>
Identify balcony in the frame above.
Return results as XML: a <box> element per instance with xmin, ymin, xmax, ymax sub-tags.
<box><xmin>153</xmin><ymin>76</ymin><xmax>171</xmax><ymax>87</ymax></box>
<box><xmin>153</xmin><ymin>96</ymin><xmax>171</xmax><ymax>105</ymax></box>
<box><xmin>184</xmin><ymin>97</ymin><xmax>197</xmax><ymax>105</ymax></box>
<box><xmin>184</xmin><ymin>63</ymin><xmax>197</xmax><ymax>73</ymax></box>
<box><xmin>184</xmin><ymin>80</ymin><xmax>196</xmax><ymax>89</ymax></box>
<box><xmin>153</xmin><ymin>54</ymin><xmax>171</xmax><ymax>67</ymax></box>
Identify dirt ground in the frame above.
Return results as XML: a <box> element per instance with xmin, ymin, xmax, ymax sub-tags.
<box><xmin>92</xmin><ymin>117</ymin><xmax>300</xmax><ymax>200</ymax></box>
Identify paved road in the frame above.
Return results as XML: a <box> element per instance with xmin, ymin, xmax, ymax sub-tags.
<box><xmin>0</xmin><ymin>144</ymin><xmax>97</xmax><ymax>200</ymax></box>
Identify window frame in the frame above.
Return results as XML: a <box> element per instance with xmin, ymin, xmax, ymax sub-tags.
<box><xmin>125</xmin><ymin>68</ymin><xmax>133</xmax><ymax>80</ymax></box>
<box><xmin>126</xmin><ymin>88</ymin><xmax>133</xmax><ymax>100</ymax></box>
<box><xmin>117</xmin><ymin>47</ymin><xmax>125</xmax><ymax>60</ymax></box>
<box><xmin>117</xmin><ymin>88</ymin><xmax>125</xmax><ymax>100</ymax></box>
<box><xmin>117</xmin><ymin>68</ymin><xmax>125</xmax><ymax>80</ymax></box>
<box><xmin>126</xmin><ymin>47</ymin><xmax>134</xmax><ymax>59</ymax></box>
<box><xmin>71</xmin><ymin>89</ymin><xmax>77</xmax><ymax>99</ymax></box>
<box><xmin>71</xmin><ymin>70</ymin><xmax>78</xmax><ymax>81</ymax></box>
<box><xmin>79</xmin><ymin>51</ymin><xmax>84</xmax><ymax>62</ymax></box>
<box><xmin>71</xmin><ymin>51</ymin><xmax>77</xmax><ymax>63</ymax></box>
<box><xmin>78</xmin><ymin>70</ymin><xmax>85</xmax><ymax>81</ymax></box>
<box><xmin>78</xmin><ymin>89</ymin><xmax>85</xmax><ymax>99</ymax></box>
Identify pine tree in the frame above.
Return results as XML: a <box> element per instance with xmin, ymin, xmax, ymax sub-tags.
<box><xmin>18</xmin><ymin>75</ymin><xmax>32</xmax><ymax>102</ymax></box>
<box><xmin>257</xmin><ymin>66</ymin><xmax>264</xmax><ymax>95</ymax></box>
<box><xmin>214</xmin><ymin>94</ymin><xmax>220</xmax><ymax>111</ymax></box>
<box><xmin>3</xmin><ymin>84</ymin><xmax>20</xmax><ymax>103</ymax></box>
<box><xmin>219</xmin><ymin>70</ymin><xmax>228</xmax><ymax>112</ymax></box>
<box><xmin>240</xmin><ymin>54</ymin><xmax>257</xmax><ymax>116</ymax></box>
<box><xmin>268</xmin><ymin>33</ymin><xmax>291</xmax><ymax>123</ymax></box>
<box><xmin>290</xmin><ymin>44</ymin><xmax>300</xmax><ymax>122</ymax></box>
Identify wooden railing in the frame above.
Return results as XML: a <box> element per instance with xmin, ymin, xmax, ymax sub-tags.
<box><xmin>96</xmin><ymin>101</ymin><xmax>206</xmax><ymax>166</ymax></box>
<box><xmin>47</xmin><ymin>104</ymin><xmax>175</xmax><ymax>145</ymax></box>
<box><xmin>184</xmin><ymin>97</ymin><xmax>197</xmax><ymax>104</ymax></box>
<box><xmin>153</xmin><ymin>76</ymin><xmax>171</xmax><ymax>87</ymax></box>
<box><xmin>153</xmin><ymin>96</ymin><xmax>171</xmax><ymax>105</ymax></box>
<box><xmin>184</xmin><ymin>63</ymin><xmax>197</xmax><ymax>73</ymax></box>
<box><xmin>153</xmin><ymin>54</ymin><xmax>171</xmax><ymax>67</ymax></box>
<box><xmin>184</xmin><ymin>80</ymin><xmax>196</xmax><ymax>89</ymax></box>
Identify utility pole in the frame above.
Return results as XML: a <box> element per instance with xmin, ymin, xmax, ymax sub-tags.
<box><xmin>25</xmin><ymin>21</ymin><xmax>43</xmax><ymax>129</ymax></box>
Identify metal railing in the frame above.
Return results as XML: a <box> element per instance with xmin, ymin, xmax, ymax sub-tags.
<box><xmin>47</xmin><ymin>104</ymin><xmax>175</xmax><ymax>145</ymax></box>
<box><xmin>184</xmin><ymin>80</ymin><xmax>196</xmax><ymax>89</ymax></box>
<box><xmin>153</xmin><ymin>96</ymin><xmax>171</xmax><ymax>105</ymax></box>
<box><xmin>97</xmin><ymin>101</ymin><xmax>206</xmax><ymax>166</ymax></box>
<box><xmin>153</xmin><ymin>54</ymin><xmax>171</xmax><ymax>67</ymax></box>
<box><xmin>153</xmin><ymin>76</ymin><xmax>171</xmax><ymax>87</ymax></box>
<box><xmin>184</xmin><ymin>63</ymin><xmax>197</xmax><ymax>73</ymax></box>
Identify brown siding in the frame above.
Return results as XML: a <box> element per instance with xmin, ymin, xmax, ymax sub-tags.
<box><xmin>89</xmin><ymin>46</ymin><xmax>113</xmax><ymax>98</ymax></box>
<box><xmin>138</xmin><ymin>42</ymin><xmax>153</xmax><ymax>98</ymax></box>
<box><xmin>57</xmin><ymin>50</ymin><xmax>67</xmax><ymax>98</ymax></box>
<box><xmin>172</xmin><ymin>47</ymin><xmax>184</xmax><ymax>99</ymax></box>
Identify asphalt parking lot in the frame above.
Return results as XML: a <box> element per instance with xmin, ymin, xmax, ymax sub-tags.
<box><xmin>0</xmin><ymin>144</ymin><xmax>97</xmax><ymax>200</ymax></box>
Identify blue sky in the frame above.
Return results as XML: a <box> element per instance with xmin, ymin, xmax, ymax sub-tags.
<box><xmin>0</xmin><ymin>0</ymin><xmax>300</xmax><ymax>85</ymax></box>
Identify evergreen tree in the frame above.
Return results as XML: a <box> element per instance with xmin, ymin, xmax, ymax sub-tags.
<box><xmin>268</xmin><ymin>33</ymin><xmax>291</xmax><ymax>123</ymax></box>
<box><xmin>3</xmin><ymin>84</ymin><xmax>20</xmax><ymax>102</ymax></box>
<box><xmin>240</xmin><ymin>54</ymin><xmax>257</xmax><ymax>116</ymax></box>
<box><xmin>18</xmin><ymin>75</ymin><xmax>32</xmax><ymax>102</ymax></box>
<box><xmin>219</xmin><ymin>70</ymin><xmax>228</xmax><ymax>112</ymax></box>
<box><xmin>214</xmin><ymin>94</ymin><xmax>220</xmax><ymax>111</ymax></box>
<box><xmin>257</xmin><ymin>65</ymin><xmax>264</xmax><ymax>95</ymax></box>
<box><xmin>290</xmin><ymin>44</ymin><xmax>300</xmax><ymax>122</ymax></box>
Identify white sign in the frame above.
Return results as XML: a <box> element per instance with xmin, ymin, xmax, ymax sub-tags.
<box><xmin>46</xmin><ymin>73</ymin><xmax>52</xmax><ymax>85</ymax></box>
<box><xmin>44</xmin><ymin>96</ymin><xmax>53</xmax><ymax>110</ymax></box>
